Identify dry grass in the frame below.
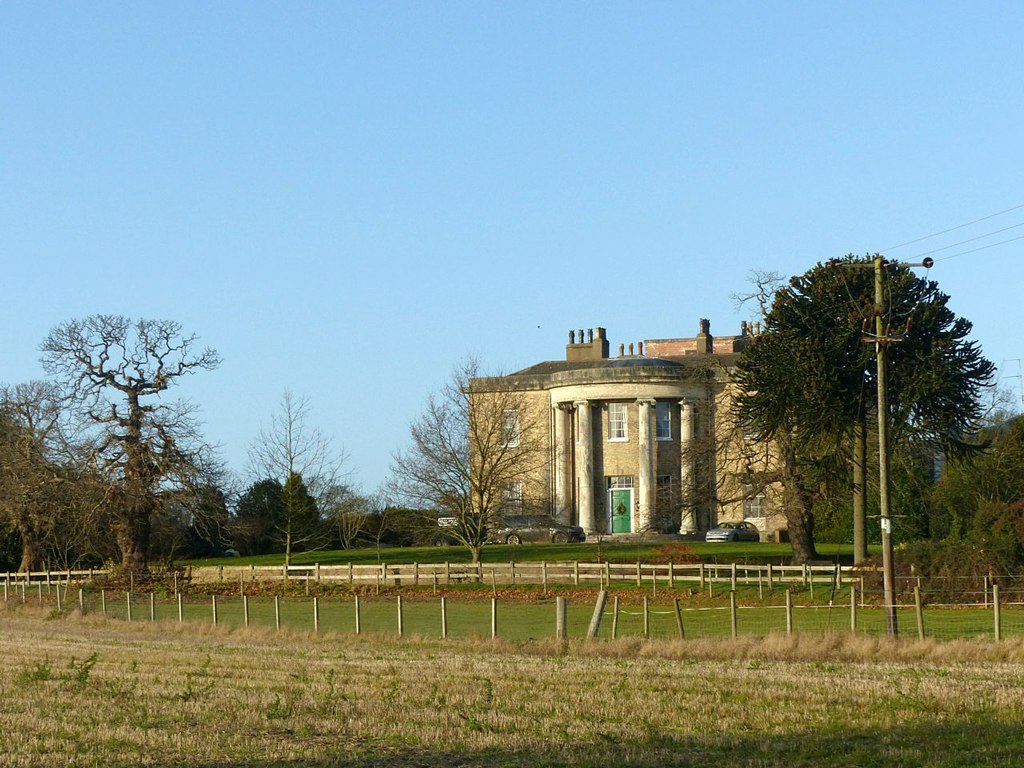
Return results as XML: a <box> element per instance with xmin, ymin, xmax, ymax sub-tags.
<box><xmin>2</xmin><ymin>605</ymin><xmax>1024</xmax><ymax>767</ymax></box>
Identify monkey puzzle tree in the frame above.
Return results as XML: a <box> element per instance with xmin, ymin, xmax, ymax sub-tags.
<box><xmin>40</xmin><ymin>315</ymin><xmax>221</xmax><ymax>572</ymax></box>
<box><xmin>733</xmin><ymin>255</ymin><xmax>993</xmax><ymax>563</ymax></box>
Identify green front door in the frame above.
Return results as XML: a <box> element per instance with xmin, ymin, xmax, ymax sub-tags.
<box><xmin>610</xmin><ymin>489</ymin><xmax>632</xmax><ymax>533</ymax></box>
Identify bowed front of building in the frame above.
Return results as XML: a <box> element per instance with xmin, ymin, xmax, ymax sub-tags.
<box><xmin>470</xmin><ymin>321</ymin><xmax>787</xmax><ymax>539</ymax></box>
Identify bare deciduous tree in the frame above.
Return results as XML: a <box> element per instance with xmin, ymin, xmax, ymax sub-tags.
<box><xmin>389</xmin><ymin>357</ymin><xmax>547</xmax><ymax>563</ymax></box>
<box><xmin>40</xmin><ymin>315</ymin><xmax>221</xmax><ymax>572</ymax></box>
<box><xmin>322</xmin><ymin>483</ymin><xmax>367</xmax><ymax>550</ymax></box>
<box><xmin>248</xmin><ymin>390</ymin><xmax>348</xmax><ymax>565</ymax></box>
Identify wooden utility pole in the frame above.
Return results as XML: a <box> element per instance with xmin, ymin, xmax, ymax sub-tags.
<box><xmin>873</xmin><ymin>254</ymin><xmax>899</xmax><ymax>637</ymax></box>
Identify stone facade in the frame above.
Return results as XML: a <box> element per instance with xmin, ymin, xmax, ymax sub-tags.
<box><xmin>470</xmin><ymin>321</ymin><xmax>786</xmax><ymax>538</ymax></box>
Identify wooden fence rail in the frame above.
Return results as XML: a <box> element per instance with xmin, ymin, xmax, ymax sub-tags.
<box><xmin>181</xmin><ymin>561</ymin><xmax>853</xmax><ymax>589</ymax></box>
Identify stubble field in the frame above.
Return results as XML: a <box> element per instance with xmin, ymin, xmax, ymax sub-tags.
<box><xmin>2</xmin><ymin>607</ymin><xmax>1024</xmax><ymax>767</ymax></box>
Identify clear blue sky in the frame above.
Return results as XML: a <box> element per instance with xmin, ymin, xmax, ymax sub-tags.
<box><xmin>3</xmin><ymin>2</ymin><xmax>1023</xmax><ymax>494</ymax></box>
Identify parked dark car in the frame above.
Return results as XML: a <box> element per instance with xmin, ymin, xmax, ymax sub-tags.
<box><xmin>704</xmin><ymin>520</ymin><xmax>761</xmax><ymax>542</ymax></box>
<box><xmin>488</xmin><ymin>515</ymin><xmax>586</xmax><ymax>545</ymax></box>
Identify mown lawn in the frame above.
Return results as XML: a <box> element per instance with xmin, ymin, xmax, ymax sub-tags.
<box><xmin>2</xmin><ymin>608</ymin><xmax>1024</xmax><ymax>767</ymax></box>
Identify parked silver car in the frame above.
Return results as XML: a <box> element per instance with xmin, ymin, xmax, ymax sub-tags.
<box><xmin>704</xmin><ymin>521</ymin><xmax>761</xmax><ymax>542</ymax></box>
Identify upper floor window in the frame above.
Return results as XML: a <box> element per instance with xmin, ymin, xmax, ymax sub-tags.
<box><xmin>655</xmin><ymin>402</ymin><xmax>671</xmax><ymax>440</ymax></box>
<box><xmin>501</xmin><ymin>409</ymin><xmax>520</xmax><ymax>448</ymax></box>
<box><xmin>608</xmin><ymin>402</ymin><xmax>628</xmax><ymax>441</ymax></box>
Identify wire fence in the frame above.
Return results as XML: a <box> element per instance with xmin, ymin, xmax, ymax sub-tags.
<box><xmin>5</xmin><ymin>581</ymin><xmax>1022</xmax><ymax>643</ymax></box>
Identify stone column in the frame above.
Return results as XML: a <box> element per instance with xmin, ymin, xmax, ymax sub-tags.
<box><xmin>575</xmin><ymin>400</ymin><xmax>596</xmax><ymax>534</ymax></box>
<box><xmin>679</xmin><ymin>400</ymin><xmax>697</xmax><ymax>533</ymax></box>
<box><xmin>553</xmin><ymin>403</ymin><xmax>573</xmax><ymax>525</ymax></box>
<box><xmin>636</xmin><ymin>399</ymin><xmax>656</xmax><ymax>532</ymax></box>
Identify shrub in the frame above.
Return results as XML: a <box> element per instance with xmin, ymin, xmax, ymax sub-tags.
<box><xmin>649</xmin><ymin>543</ymin><xmax>700</xmax><ymax>564</ymax></box>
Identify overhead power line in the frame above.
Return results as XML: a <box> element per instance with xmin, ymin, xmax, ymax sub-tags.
<box><xmin>914</xmin><ymin>221</ymin><xmax>1024</xmax><ymax>258</ymax></box>
<box><xmin>882</xmin><ymin>203</ymin><xmax>1024</xmax><ymax>252</ymax></box>
<box><xmin>933</xmin><ymin>233</ymin><xmax>1024</xmax><ymax>262</ymax></box>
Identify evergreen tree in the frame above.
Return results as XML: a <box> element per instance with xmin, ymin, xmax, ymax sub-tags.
<box><xmin>734</xmin><ymin>255</ymin><xmax>993</xmax><ymax>562</ymax></box>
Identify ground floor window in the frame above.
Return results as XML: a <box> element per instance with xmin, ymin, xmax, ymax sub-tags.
<box><xmin>742</xmin><ymin>479</ymin><xmax>766</xmax><ymax>518</ymax></box>
<box><xmin>502</xmin><ymin>480</ymin><xmax>523</xmax><ymax>514</ymax></box>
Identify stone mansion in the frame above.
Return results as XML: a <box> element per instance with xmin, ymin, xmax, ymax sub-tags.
<box><xmin>469</xmin><ymin>321</ymin><xmax>786</xmax><ymax>539</ymax></box>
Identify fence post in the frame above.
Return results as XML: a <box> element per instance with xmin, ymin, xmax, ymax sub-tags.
<box><xmin>635</xmin><ymin>561</ymin><xmax>641</xmax><ymax>587</ymax></box>
<box><xmin>767</xmin><ymin>563</ymin><xmax>774</xmax><ymax>591</ymax></box>
<box><xmin>850</xmin><ymin>583</ymin><xmax>857</xmax><ymax>634</ymax></box>
<box><xmin>79</xmin><ymin>588</ymin><xmax>85</xmax><ymax>614</ymax></box>
<box><xmin>440</xmin><ymin>596</ymin><xmax>447</xmax><ymax>639</ymax></box>
<box><xmin>668</xmin><ymin>561</ymin><xmax>675</xmax><ymax>589</ymax></box>
<box><xmin>914</xmin><ymin>586</ymin><xmax>925</xmax><ymax>640</ymax></box>
<box><xmin>509</xmin><ymin>562</ymin><xmax>515</xmax><ymax>586</ymax></box>
<box><xmin>178</xmin><ymin>593</ymin><xmax>183</xmax><ymax>623</ymax></box>
<box><xmin>993</xmin><ymin>584</ymin><xmax>1001</xmax><ymax>642</ymax></box>
<box><xmin>611</xmin><ymin>596</ymin><xmax>620</xmax><ymax>639</ymax></box>
<box><xmin>785</xmin><ymin>589</ymin><xmax>793</xmax><ymax>635</ymax></box>
<box><xmin>414</xmin><ymin>562</ymin><xmax>420</xmax><ymax>587</ymax></box>
<box><xmin>731</xmin><ymin>562</ymin><xmax>737</xmax><ymax>591</ymax></box>
<box><xmin>173</xmin><ymin>571</ymin><xmax>178</xmax><ymax>596</ymax></box>
<box><xmin>314</xmin><ymin>597</ymin><xmax>320</xmax><ymax>633</ymax></box>
<box><xmin>243</xmin><ymin>595</ymin><xmax>250</xmax><ymax>628</ymax></box>
<box><xmin>491</xmin><ymin>597</ymin><xmax>498</xmax><ymax>640</ymax></box>
<box><xmin>556</xmin><ymin>597</ymin><xmax>567</xmax><ymax>641</ymax></box>
<box><xmin>150</xmin><ymin>592</ymin><xmax>155</xmax><ymax>622</ymax></box>
<box><xmin>699</xmin><ymin>563</ymin><xmax>706</xmax><ymax>591</ymax></box>
<box><xmin>730</xmin><ymin>590</ymin><xmax>738</xmax><ymax>638</ymax></box>
<box><xmin>674</xmin><ymin>598</ymin><xmax>684</xmax><ymax>639</ymax></box>
<box><xmin>126</xmin><ymin>592</ymin><xmax>132</xmax><ymax>623</ymax></box>
<box><xmin>212</xmin><ymin>594</ymin><xmax>218</xmax><ymax>626</ymax></box>
<box><xmin>605</xmin><ymin>561</ymin><xmax>611</xmax><ymax>586</ymax></box>
<box><xmin>354</xmin><ymin>595</ymin><xmax>361</xmax><ymax>635</ymax></box>
<box><xmin>55</xmin><ymin>585</ymin><xmax>62</xmax><ymax>612</ymax></box>
<box><xmin>586</xmin><ymin>590</ymin><xmax>608</xmax><ymax>640</ymax></box>
<box><xmin>101</xmin><ymin>589</ymin><xmax>106</xmax><ymax>617</ymax></box>
<box><xmin>316</xmin><ymin>563</ymin><xmax>321</xmax><ymax>584</ymax></box>
<box><xmin>574</xmin><ymin>561</ymin><xmax>580</xmax><ymax>586</ymax></box>
<box><xmin>274</xmin><ymin>595</ymin><xmax>281</xmax><ymax>631</ymax></box>
<box><xmin>348</xmin><ymin>562</ymin><xmax>353</xmax><ymax>585</ymax></box>
<box><xmin>542</xmin><ymin>561</ymin><xmax>548</xmax><ymax>594</ymax></box>
<box><xmin>397</xmin><ymin>595</ymin><xmax>403</xmax><ymax>638</ymax></box>
<box><xmin>643</xmin><ymin>596</ymin><xmax>650</xmax><ymax>639</ymax></box>
<box><xmin>445</xmin><ymin>561</ymin><xmax>450</xmax><ymax>585</ymax></box>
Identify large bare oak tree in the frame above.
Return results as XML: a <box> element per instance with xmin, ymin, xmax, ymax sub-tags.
<box><xmin>40</xmin><ymin>315</ymin><xmax>220</xmax><ymax>572</ymax></box>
